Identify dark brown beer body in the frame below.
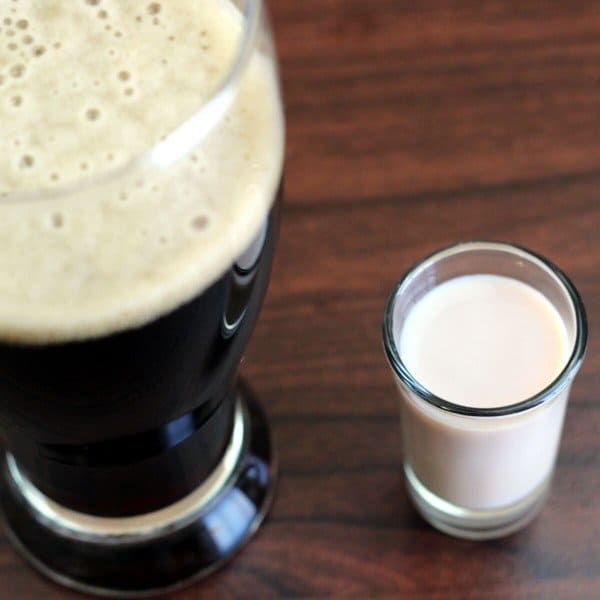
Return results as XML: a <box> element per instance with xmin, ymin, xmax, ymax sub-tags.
<box><xmin>0</xmin><ymin>192</ymin><xmax>280</xmax><ymax>517</ymax></box>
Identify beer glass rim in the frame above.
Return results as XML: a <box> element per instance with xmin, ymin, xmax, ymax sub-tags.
<box><xmin>382</xmin><ymin>241</ymin><xmax>588</xmax><ymax>418</ymax></box>
<box><xmin>0</xmin><ymin>0</ymin><xmax>264</xmax><ymax>204</ymax></box>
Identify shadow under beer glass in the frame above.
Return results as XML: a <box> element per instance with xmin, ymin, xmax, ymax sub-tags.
<box><xmin>383</xmin><ymin>242</ymin><xmax>587</xmax><ymax>540</ymax></box>
<box><xmin>0</xmin><ymin>0</ymin><xmax>283</xmax><ymax>595</ymax></box>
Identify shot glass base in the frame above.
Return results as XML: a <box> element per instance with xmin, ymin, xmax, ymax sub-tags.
<box><xmin>404</xmin><ymin>463</ymin><xmax>551</xmax><ymax>540</ymax></box>
<box><xmin>0</xmin><ymin>383</ymin><xmax>277</xmax><ymax>598</ymax></box>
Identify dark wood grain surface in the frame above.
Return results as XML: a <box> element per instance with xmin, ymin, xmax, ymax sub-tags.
<box><xmin>2</xmin><ymin>1</ymin><xmax>599</xmax><ymax>598</ymax></box>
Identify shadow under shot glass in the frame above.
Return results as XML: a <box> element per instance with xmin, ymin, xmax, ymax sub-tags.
<box><xmin>382</xmin><ymin>242</ymin><xmax>587</xmax><ymax>540</ymax></box>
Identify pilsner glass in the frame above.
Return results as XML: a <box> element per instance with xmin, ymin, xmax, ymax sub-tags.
<box><xmin>0</xmin><ymin>0</ymin><xmax>284</xmax><ymax>595</ymax></box>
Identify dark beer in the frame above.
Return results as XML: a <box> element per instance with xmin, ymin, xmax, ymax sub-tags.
<box><xmin>0</xmin><ymin>196</ymin><xmax>280</xmax><ymax>517</ymax></box>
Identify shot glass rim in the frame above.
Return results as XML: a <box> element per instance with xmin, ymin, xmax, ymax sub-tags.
<box><xmin>382</xmin><ymin>241</ymin><xmax>588</xmax><ymax>417</ymax></box>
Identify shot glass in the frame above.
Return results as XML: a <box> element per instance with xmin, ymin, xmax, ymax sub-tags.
<box><xmin>382</xmin><ymin>242</ymin><xmax>587</xmax><ymax>540</ymax></box>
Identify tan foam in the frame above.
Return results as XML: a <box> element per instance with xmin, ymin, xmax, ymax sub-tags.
<box><xmin>0</xmin><ymin>0</ymin><xmax>284</xmax><ymax>344</ymax></box>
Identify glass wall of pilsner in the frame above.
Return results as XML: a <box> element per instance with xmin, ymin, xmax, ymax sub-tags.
<box><xmin>0</xmin><ymin>0</ymin><xmax>284</xmax><ymax>594</ymax></box>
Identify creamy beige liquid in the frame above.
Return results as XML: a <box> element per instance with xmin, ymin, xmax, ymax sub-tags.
<box><xmin>394</xmin><ymin>275</ymin><xmax>573</xmax><ymax>509</ymax></box>
<box><xmin>0</xmin><ymin>0</ymin><xmax>284</xmax><ymax>344</ymax></box>
<box><xmin>400</xmin><ymin>275</ymin><xmax>570</xmax><ymax>408</ymax></box>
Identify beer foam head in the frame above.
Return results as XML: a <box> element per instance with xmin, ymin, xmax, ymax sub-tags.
<box><xmin>0</xmin><ymin>0</ymin><xmax>284</xmax><ymax>343</ymax></box>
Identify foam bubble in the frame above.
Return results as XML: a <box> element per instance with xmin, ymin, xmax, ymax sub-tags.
<box><xmin>19</xmin><ymin>154</ymin><xmax>34</xmax><ymax>169</ymax></box>
<box><xmin>9</xmin><ymin>63</ymin><xmax>25</xmax><ymax>78</ymax></box>
<box><xmin>85</xmin><ymin>107</ymin><xmax>102</xmax><ymax>121</ymax></box>
<box><xmin>51</xmin><ymin>213</ymin><xmax>65</xmax><ymax>229</ymax></box>
<box><xmin>191</xmin><ymin>215</ymin><xmax>209</xmax><ymax>232</ymax></box>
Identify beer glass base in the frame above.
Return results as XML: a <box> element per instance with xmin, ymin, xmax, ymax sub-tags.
<box><xmin>0</xmin><ymin>383</ymin><xmax>277</xmax><ymax>597</ymax></box>
<box><xmin>404</xmin><ymin>463</ymin><xmax>551</xmax><ymax>540</ymax></box>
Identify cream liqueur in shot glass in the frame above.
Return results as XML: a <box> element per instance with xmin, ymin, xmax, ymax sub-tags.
<box><xmin>383</xmin><ymin>242</ymin><xmax>587</xmax><ymax>539</ymax></box>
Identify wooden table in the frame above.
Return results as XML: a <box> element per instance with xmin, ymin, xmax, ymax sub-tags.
<box><xmin>2</xmin><ymin>1</ymin><xmax>599</xmax><ymax>598</ymax></box>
